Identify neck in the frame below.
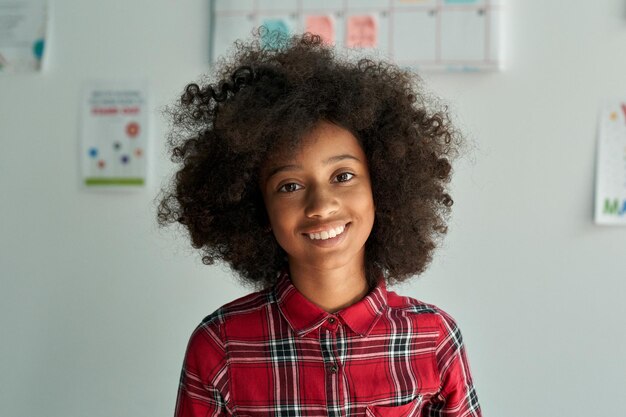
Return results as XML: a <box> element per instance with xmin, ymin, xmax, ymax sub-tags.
<box><xmin>287</xmin><ymin>260</ymin><xmax>370</xmax><ymax>313</ymax></box>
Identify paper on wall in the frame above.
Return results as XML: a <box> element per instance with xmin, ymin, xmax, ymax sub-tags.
<box><xmin>0</xmin><ymin>0</ymin><xmax>47</xmax><ymax>73</ymax></box>
<box><xmin>80</xmin><ymin>81</ymin><xmax>150</xmax><ymax>189</ymax></box>
<box><xmin>594</xmin><ymin>101</ymin><xmax>626</xmax><ymax>225</ymax></box>
<box><xmin>346</xmin><ymin>15</ymin><xmax>377</xmax><ymax>48</ymax></box>
<box><xmin>305</xmin><ymin>15</ymin><xmax>334</xmax><ymax>45</ymax></box>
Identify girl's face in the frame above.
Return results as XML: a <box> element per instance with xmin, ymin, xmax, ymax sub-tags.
<box><xmin>260</xmin><ymin>121</ymin><xmax>375</xmax><ymax>274</ymax></box>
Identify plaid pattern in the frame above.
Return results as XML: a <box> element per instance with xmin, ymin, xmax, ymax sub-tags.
<box><xmin>174</xmin><ymin>270</ymin><xmax>481</xmax><ymax>417</ymax></box>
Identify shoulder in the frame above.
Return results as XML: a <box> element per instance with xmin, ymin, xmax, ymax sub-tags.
<box><xmin>385</xmin><ymin>289</ymin><xmax>463</xmax><ymax>339</ymax></box>
<box><xmin>192</xmin><ymin>286</ymin><xmax>275</xmax><ymax>343</ymax></box>
<box><xmin>182</xmin><ymin>286</ymin><xmax>275</xmax><ymax>371</ymax></box>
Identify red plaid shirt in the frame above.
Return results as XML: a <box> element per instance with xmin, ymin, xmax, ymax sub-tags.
<box><xmin>175</xmin><ymin>270</ymin><xmax>481</xmax><ymax>417</ymax></box>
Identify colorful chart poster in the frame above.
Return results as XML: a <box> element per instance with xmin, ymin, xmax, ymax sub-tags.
<box><xmin>0</xmin><ymin>0</ymin><xmax>47</xmax><ymax>73</ymax></box>
<box><xmin>80</xmin><ymin>81</ymin><xmax>150</xmax><ymax>189</ymax></box>
<box><xmin>594</xmin><ymin>101</ymin><xmax>626</xmax><ymax>225</ymax></box>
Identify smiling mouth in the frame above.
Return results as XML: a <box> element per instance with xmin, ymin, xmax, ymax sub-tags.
<box><xmin>304</xmin><ymin>223</ymin><xmax>350</xmax><ymax>241</ymax></box>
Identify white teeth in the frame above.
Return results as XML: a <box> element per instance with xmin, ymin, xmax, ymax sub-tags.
<box><xmin>308</xmin><ymin>225</ymin><xmax>346</xmax><ymax>240</ymax></box>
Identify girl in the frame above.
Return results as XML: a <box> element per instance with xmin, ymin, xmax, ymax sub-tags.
<box><xmin>158</xmin><ymin>30</ymin><xmax>481</xmax><ymax>417</ymax></box>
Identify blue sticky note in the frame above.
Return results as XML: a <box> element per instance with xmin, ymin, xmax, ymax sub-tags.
<box><xmin>261</xmin><ymin>19</ymin><xmax>290</xmax><ymax>49</ymax></box>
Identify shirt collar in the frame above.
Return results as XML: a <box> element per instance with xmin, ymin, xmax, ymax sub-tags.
<box><xmin>273</xmin><ymin>269</ymin><xmax>388</xmax><ymax>338</ymax></box>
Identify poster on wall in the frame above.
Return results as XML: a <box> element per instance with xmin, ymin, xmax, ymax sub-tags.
<box><xmin>594</xmin><ymin>100</ymin><xmax>626</xmax><ymax>225</ymax></box>
<box><xmin>210</xmin><ymin>0</ymin><xmax>503</xmax><ymax>72</ymax></box>
<box><xmin>0</xmin><ymin>0</ymin><xmax>48</xmax><ymax>73</ymax></box>
<box><xmin>80</xmin><ymin>81</ymin><xmax>150</xmax><ymax>189</ymax></box>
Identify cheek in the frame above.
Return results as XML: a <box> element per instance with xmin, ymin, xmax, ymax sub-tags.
<box><xmin>266</xmin><ymin>200</ymin><xmax>298</xmax><ymax>237</ymax></box>
<box><xmin>356</xmin><ymin>185</ymin><xmax>376</xmax><ymax>221</ymax></box>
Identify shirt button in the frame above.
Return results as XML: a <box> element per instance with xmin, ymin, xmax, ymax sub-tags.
<box><xmin>328</xmin><ymin>317</ymin><xmax>336</xmax><ymax>324</ymax></box>
<box><xmin>329</xmin><ymin>365</ymin><xmax>338</xmax><ymax>373</ymax></box>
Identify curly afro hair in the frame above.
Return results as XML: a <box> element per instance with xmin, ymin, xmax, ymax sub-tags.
<box><xmin>157</xmin><ymin>29</ymin><xmax>462</xmax><ymax>291</ymax></box>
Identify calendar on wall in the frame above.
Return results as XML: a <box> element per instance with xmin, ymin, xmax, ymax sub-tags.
<box><xmin>210</xmin><ymin>0</ymin><xmax>503</xmax><ymax>72</ymax></box>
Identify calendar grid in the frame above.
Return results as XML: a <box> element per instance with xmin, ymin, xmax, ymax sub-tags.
<box><xmin>212</xmin><ymin>0</ymin><xmax>503</xmax><ymax>72</ymax></box>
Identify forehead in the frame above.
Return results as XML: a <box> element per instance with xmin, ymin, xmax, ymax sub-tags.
<box><xmin>264</xmin><ymin>121</ymin><xmax>365</xmax><ymax>167</ymax></box>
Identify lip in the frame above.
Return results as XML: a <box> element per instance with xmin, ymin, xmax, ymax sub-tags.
<box><xmin>302</xmin><ymin>222</ymin><xmax>351</xmax><ymax>248</ymax></box>
<box><xmin>301</xmin><ymin>221</ymin><xmax>350</xmax><ymax>235</ymax></box>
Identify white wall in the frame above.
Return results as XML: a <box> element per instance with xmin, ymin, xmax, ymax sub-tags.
<box><xmin>1</xmin><ymin>1</ymin><xmax>625</xmax><ymax>416</ymax></box>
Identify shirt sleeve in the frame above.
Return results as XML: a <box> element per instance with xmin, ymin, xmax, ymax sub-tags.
<box><xmin>422</xmin><ymin>310</ymin><xmax>482</xmax><ymax>417</ymax></box>
<box><xmin>174</xmin><ymin>318</ymin><xmax>231</xmax><ymax>417</ymax></box>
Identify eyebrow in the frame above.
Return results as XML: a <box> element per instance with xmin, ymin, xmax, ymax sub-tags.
<box><xmin>265</xmin><ymin>154</ymin><xmax>361</xmax><ymax>180</ymax></box>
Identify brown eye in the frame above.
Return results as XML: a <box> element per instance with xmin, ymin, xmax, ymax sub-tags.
<box><xmin>335</xmin><ymin>172</ymin><xmax>354</xmax><ymax>183</ymax></box>
<box><xmin>278</xmin><ymin>183</ymin><xmax>302</xmax><ymax>193</ymax></box>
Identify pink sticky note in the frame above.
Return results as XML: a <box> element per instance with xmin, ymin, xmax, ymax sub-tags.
<box><xmin>346</xmin><ymin>15</ymin><xmax>378</xmax><ymax>48</ymax></box>
<box><xmin>306</xmin><ymin>15</ymin><xmax>334</xmax><ymax>44</ymax></box>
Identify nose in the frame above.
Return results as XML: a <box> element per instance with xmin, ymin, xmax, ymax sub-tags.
<box><xmin>304</xmin><ymin>185</ymin><xmax>339</xmax><ymax>218</ymax></box>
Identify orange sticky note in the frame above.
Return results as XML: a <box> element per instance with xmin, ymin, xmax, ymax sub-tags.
<box><xmin>306</xmin><ymin>15</ymin><xmax>335</xmax><ymax>44</ymax></box>
<box><xmin>346</xmin><ymin>15</ymin><xmax>378</xmax><ymax>48</ymax></box>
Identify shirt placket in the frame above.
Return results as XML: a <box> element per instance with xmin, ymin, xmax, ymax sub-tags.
<box><xmin>320</xmin><ymin>315</ymin><xmax>344</xmax><ymax>417</ymax></box>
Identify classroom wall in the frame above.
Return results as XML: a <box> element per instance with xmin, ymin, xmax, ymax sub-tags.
<box><xmin>1</xmin><ymin>1</ymin><xmax>625</xmax><ymax>416</ymax></box>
